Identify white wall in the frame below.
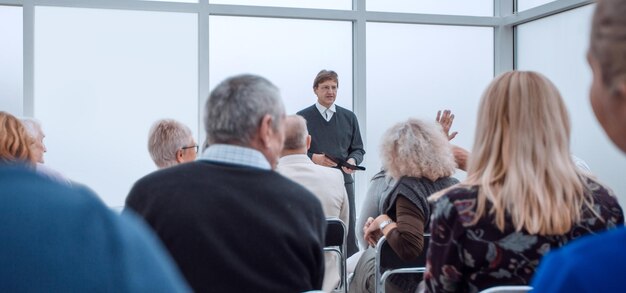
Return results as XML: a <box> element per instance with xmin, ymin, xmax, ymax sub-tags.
<box><xmin>517</xmin><ymin>4</ymin><xmax>626</xmax><ymax>205</ymax></box>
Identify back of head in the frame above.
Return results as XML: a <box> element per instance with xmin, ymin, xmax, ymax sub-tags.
<box><xmin>380</xmin><ymin>118</ymin><xmax>455</xmax><ymax>181</ymax></box>
<box><xmin>590</xmin><ymin>0</ymin><xmax>626</xmax><ymax>95</ymax></box>
<box><xmin>589</xmin><ymin>0</ymin><xmax>626</xmax><ymax>152</ymax></box>
<box><xmin>204</xmin><ymin>74</ymin><xmax>285</xmax><ymax>146</ymax></box>
<box><xmin>282</xmin><ymin>115</ymin><xmax>308</xmax><ymax>153</ymax></box>
<box><xmin>19</xmin><ymin>118</ymin><xmax>43</xmax><ymax>140</ymax></box>
<box><xmin>148</xmin><ymin>119</ymin><xmax>193</xmax><ymax>168</ymax></box>
<box><xmin>0</xmin><ymin>111</ymin><xmax>34</xmax><ymax>165</ymax></box>
<box><xmin>467</xmin><ymin>71</ymin><xmax>588</xmax><ymax>235</ymax></box>
<box><xmin>313</xmin><ymin>70</ymin><xmax>339</xmax><ymax>89</ymax></box>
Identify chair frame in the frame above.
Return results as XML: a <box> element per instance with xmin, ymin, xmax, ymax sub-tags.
<box><xmin>375</xmin><ymin>234</ymin><xmax>430</xmax><ymax>293</ymax></box>
<box><xmin>324</xmin><ymin>218</ymin><xmax>347</xmax><ymax>293</ymax></box>
<box><xmin>479</xmin><ymin>285</ymin><xmax>533</xmax><ymax>293</ymax></box>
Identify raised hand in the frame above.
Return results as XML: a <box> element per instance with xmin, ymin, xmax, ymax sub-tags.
<box><xmin>436</xmin><ymin>109</ymin><xmax>458</xmax><ymax>141</ymax></box>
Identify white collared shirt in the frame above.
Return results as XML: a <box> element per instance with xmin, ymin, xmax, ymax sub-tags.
<box><xmin>198</xmin><ymin>144</ymin><xmax>271</xmax><ymax>170</ymax></box>
<box><xmin>315</xmin><ymin>102</ymin><xmax>336</xmax><ymax>122</ymax></box>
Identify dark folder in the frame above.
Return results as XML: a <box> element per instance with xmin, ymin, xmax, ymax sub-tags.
<box><xmin>324</xmin><ymin>154</ymin><xmax>366</xmax><ymax>171</ymax></box>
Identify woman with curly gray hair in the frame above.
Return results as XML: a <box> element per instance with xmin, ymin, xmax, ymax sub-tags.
<box><xmin>348</xmin><ymin>118</ymin><xmax>459</xmax><ymax>293</ymax></box>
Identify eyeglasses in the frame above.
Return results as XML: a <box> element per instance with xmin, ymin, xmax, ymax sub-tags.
<box><xmin>182</xmin><ymin>144</ymin><xmax>199</xmax><ymax>153</ymax></box>
<box><xmin>318</xmin><ymin>85</ymin><xmax>338</xmax><ymax>92</ymax></box>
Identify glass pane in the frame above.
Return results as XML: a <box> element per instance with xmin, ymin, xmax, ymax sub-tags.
<box><xmin>35</xmin><ymin>7</ymin><xmax>198</xmax><ymax>208</ymax></box>
<box><xmin>364</xmin><ymin>23</ymin><xmax>493</xmax><ymax>211</ymax></box>
<box><xmin>517</xmin><ymin>4</ymin><xmax>626</xmax><ymax>205</ymax></box>
<box><xmin>209</xmin><ymin>0</ymin><xmax>350</xmax><ymax>10</ymax></box>
<box><xmin>517</xmin><ymin>0</ymin><xmax>556</xmax><ymax>12</ymax></box>
<box><xmin>140</xmin><ymin>0</ymin><xmax>197</xmax><ymax>3</ymax></box>
<box><xmin>367</xmin><ymin>0</ymin><xmax>493</xmax><ymax>16</ymax></box>
<box><xmin>209</xmin><ymin>16</ymin><xmax>353</xmax><ymax>114</ymax></box>
<box><xmin>0</xmin><ymin>6</ymin><xmax>23</xmax><ymax>116</ymax></box>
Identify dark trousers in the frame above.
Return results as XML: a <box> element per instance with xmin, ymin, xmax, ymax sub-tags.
<box><xmin>345</xmin><ymin>181</ymin><xmax>358</xmax><ymax>257</ymax></box>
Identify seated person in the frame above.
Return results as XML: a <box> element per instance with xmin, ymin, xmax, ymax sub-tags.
<box><xmin>424</xmin><ymin>71</ymin><xmax>624</xmax><ymax>292</ymax></box>
<box><xmin>532</xmin><ymin>1</ymin><xmax>626</xmax><ymax>292</ymax></box>
<box><xmin>20</xmin><ymin>117</ymin><xmax>71</xmax><ymax>184</ymax></box>
<box><xmin>349</xmin><ymin>118</ymin><xmax>459</xmax><ymax>293</ymax></box>
<box><xmin>276</xmin><ymin>115</ymin><xmax>349</xmax><ymax>292</ymax></box>
<box><xmin>0</xmin><ymin>111</ymin><xmax>189</xmax><ymax>292</ymax></box>
<box><xmin>147</xmin><ymin>118</ymin><xmax>197</xmax><ymax>169</ymax></box>
<box><xmin>356</xmin><ymin>110</ymin><xmax>459</xmax><ymax>250</ymax></box>
<box><xmin>125</xmin><ymin>74</ymin><xmax>326</xmax><ymax>292</ymax></box>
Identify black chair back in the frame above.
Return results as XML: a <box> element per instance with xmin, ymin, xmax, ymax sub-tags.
<box><xmin>324</xmin><ymin>218</ymin><xmax>347</xmax><ymax>293</ymax></box>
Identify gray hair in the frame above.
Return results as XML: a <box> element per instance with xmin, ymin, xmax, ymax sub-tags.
<box><xmin>381</xmin><ymin>118</ymin><xmax>456</xmax><ymax>181</ymax></box>
<box><xmin>20</xmin><ymin>117</ymin><xmax>43</xmax><ymax>140</ymax></box>
<box><xmin>148</xmin><ymin>119</ymin><xmax>194</xmax><ymax>169</ymax></box>
<box><xmin>283</xmin><ymin>115</ymin><xmax>308</xmax><ymax>150</ymax></box>
<box><xmin>204</xmin><ymin>74</ymin><xmax>285</xmax><ymax>145</ymax></box>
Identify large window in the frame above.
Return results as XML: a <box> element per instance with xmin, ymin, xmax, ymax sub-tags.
<box><xmin>7</xmin><ymin>0</ymin><xmax>618</xmax><ymax>209</ymax></box>
<box><xmin>363</xmin><ymin>23</ymin><xmax>494</xmax><ymax>211</ymax></box>
<box><xmin>34</xmin><ymin>7</ymin><xmax>198</xmax><ymax>208</ymax></box>
<box><xmin>0</xmin><ymin>6</ymin><xmax>23</xmax><ymax>116</ymax></box>
<box><xmin>517</xmin><ymin>4</ymin><xmax>626</xmax><ymax>205</ymax></box>
<box><xmin>209</xmin><ymin>16</ymin><xmax>353</xmax><ymax>115</ymax></box>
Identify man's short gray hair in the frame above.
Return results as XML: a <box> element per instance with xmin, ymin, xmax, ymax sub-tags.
<box><xmin>148</xmin><ymin>119</ymin><xmax>194</xmax><ymax>168</ymax></box>
<box><xmin>283</xmin><ymin>115</ymin><xmax>308</xmax><ymax>150</ymax></box>
<box><xmin>204</xmin><ymin>74</ymin><xmax>285</xmax><ymax>145</ymax></box>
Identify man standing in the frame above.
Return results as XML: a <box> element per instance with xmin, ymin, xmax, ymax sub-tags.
<box><xmin>126</xmin><ymin>74</ymin><xmax>326</xmax><ymax>292</ymax></box>
<box><xmin>276</xmin><ymin>114</ymin><xmax>349</xmax><ymax>292</ymax></box>
<box><xmin>297</xmin><ymin>70</ymin><xmax>365</xmax><ymax>256</ymax></box>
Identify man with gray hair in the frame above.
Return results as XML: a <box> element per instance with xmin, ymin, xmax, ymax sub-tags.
<box><xmin>276</xmin><ymin>114</ymin><xmax>349</xmax><ymax>292</ymax></box>
<box><xmin>125</xmin><ymin>74</ymin><xmax>326</xmax><ymax>292</ymax></box>
<box><xmin>147</xmin><ymin>119</ymin><xmax>197</xmax><ymax>169</ymax></box>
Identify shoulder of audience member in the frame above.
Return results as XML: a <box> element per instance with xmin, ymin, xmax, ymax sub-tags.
<box><xmin>312</xmin><ymin>163</ymin><xmax>344</xmax><ymax>181</ymax></box>
<box><xmin>583</xmin><ymin>175</ymin><xmax>619</xmax><ymax>199</ymax></box>
<box><xmin>436</xmin><ymin>184</ymin><xmax>478</xmax><ymax>203</ymax></box>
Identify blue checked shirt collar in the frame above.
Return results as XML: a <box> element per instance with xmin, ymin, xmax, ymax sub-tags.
<box><xmin>199</xmin><ymin>144</ymin><xmax>271</xmax><ymax>170</ymax></box>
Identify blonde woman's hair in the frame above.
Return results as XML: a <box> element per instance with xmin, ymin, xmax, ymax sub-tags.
<box><xmin>381</xmin><ymin>118</ymin><xmax>456</xmax><ymax>181</ymax></box>
<box><xmin>590</xmin><ymin>0</ymin><xmax>626</xmax><ymax>96</ymax></box>
<box><xmin>464</xmin><ymin>71</ymin><xmax>595</xmax><ymax>235</ymax></box>
<box><xmin>0</xmin><ymin>111</ymin><xmax>35</xmax><ymax>165</ymax></box>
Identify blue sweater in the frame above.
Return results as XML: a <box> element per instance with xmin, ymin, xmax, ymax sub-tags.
<box><xmin>0</xmin><ymin>165</ymin><xmax>190</xmax><ymax>292</ymax></box>
<box><xmin>532</xmin><ymin>227</ymin><xmax>626</xmax><ymax>292</ymax></box>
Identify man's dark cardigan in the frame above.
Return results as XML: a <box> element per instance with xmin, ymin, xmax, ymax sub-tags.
<box><xmin>125</xmin><ymin>161</ymin><xmax>326</xmax><ymax>293</ymax></box>
<box><xmin>297</xmin><ymin>104</ymin><xmax>365</xmax><ymax>184</ymax></box>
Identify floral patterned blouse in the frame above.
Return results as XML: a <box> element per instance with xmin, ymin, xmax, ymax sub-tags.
<box><xmin>424</xmin><ymin>179</ymin><xmax>624</xmax><ymax>293</ymax></box>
